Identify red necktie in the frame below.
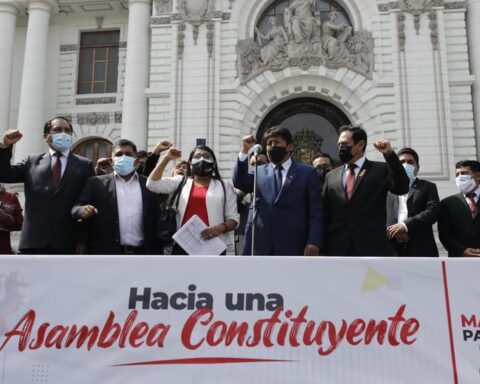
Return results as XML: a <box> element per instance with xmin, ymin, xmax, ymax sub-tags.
<box><xmin>52</xmin><ymin>152</ymin><xmax>62</xmax><ymax>190</ymax></box>
<box><xmin>345</xmin><ymin>164</ymin><xmax>356</xmax><ymax>200</ymax></box>
<box><xmin>467</xmin><ymin>192</ymin><xmax>477</xmax><ymax>214</ymax></box>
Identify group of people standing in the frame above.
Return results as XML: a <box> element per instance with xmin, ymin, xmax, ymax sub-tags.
<box><xmin>0</xmin><ymin>116</ymin><xmax>478</xmax><ymax>256</ymax></box>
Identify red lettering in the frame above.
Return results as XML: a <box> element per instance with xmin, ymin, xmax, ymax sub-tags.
<box><xmin>461</xmin><ymin>315</ymin><xmax>478</xmax><ymax>327</ymax></box>
<box><xmin>0</xmin><ymin>310</ymin><xmax>35</xmax><ymax>352</ymax></box>
<box><xmin>346</xmin><ymin>319</ymin><xmax>366</xmax><ymax>345</ymax></box>
<box><xmin>181</xmin><ymin>308</ymin><xmax>213</xmax><ymax>350</ymax></box>
<box><xmin>129</xmin><ymin>323</ymin><xmax>149</xmax><ymax>347</ymax></box>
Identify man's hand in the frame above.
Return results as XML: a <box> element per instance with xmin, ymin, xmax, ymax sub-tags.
<box><xmin>80</xmin><ymin>205</ymin><xmax>98</xmax><ymax>220</ymax></box>
<box><xmin>241</xmin><ymin>135</ymin><xmax>256</xmax><ymax>154</ymax></box>
<box><xmin>387</xmin><ymin>223</ymin><xmax>407</xmax><ymax>238</ymax></box>
<box><xmin>165</xmin><ymin>147</ymin><xmax>181</xmax><ymax>161</ymax></box>
<box><xmin>304</xmin><ymin>244</ymin><xmax>320</xmax><ymax>256</ymax></box>
<box><xmin>373</xmin><ymin>139</ymin><xmax>393</xmax><ymax>156</ymax></box>
<box><xmin>152</xmin><ymin>140</ymin><xmax>173</xmax><ymax>156</ymax></box>
<box><xmin>3</xmin><ymin>130</ymin><xmax>23</xmax><ymax>147</ymax></box>
<box><xmin>461</xmin><ymin>248</ymin><xmax>480</xmax><ymax>257</ymax></box>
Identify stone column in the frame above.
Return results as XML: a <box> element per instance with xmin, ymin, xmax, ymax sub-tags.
<box><xmin>121</xmin><ymin>0</ymin><xmax>151</xmax><ymax>150</ymax></box>
<box><xmin>468</xmin><ymin>0</ymin><xmax>480</xmax><ymax>158</ymax></box>
<box><xmin>15</xmin><ymin>0</ymin><xmax>55</xmax><ymax>161</ymax></box>
<box><xmin>0</xmin><ymin>1</ymin><xmax>19</xmax><ymax>133</ymax></box>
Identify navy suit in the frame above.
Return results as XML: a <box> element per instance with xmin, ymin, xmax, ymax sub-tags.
<box><xmin>233</xmin><ymin>158</ymin><xmax>323</xmax><ymax>255</ymax></box>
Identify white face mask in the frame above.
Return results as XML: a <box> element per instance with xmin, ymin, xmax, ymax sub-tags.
<box><xmin>455</xmin><ymin>174</ymin><xmax>477</xmax><ymax>194</ymax></box>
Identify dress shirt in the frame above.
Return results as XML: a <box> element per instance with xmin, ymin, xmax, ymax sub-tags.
<box><xmin>238</xmin><ymin>152</ymin><xmax>291</xmax><ymax>187</ymax></box>
<box><xmin>463</xmin><ymin>187</ymin><xmax>480</xmax><ymax>206</ymax></box>
<box><xmin>396</xmin><ymin>177</ymin><xmax>417</xmax><ymax>232</ymax></box>
<box><xmin>48</xmin><ymin>148</ymin><xmax>69</xmax><ymax>177</ymax></box>
<box><xmin>342</xmin><ymin>155</ymin><xmax>366</xmax><ymax>187</ymax></box>
<box><xmin>114</xmin><ymin>172</ymin><xmax>144</xmax><ymax>247</ymax></box>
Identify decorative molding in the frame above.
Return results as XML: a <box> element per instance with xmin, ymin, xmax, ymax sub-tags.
<box><xmin>428</xmin><ymin>11</ymin><xmax>438</xmax><ymax>50</ymax></box>
<box><xmin>114</xmin><ymin>112</ymin><xmax>122</xmax><ymax>124</ymax></box>
<box><xmin>206</xmin><ymin>21</ymin><xmax>214</xmax><ymax>58</ymax></box>
<box><xmin>397</xmin><ymin>12</ymin><xmax>406</xmax><ymax>51</ymax></box>
<box><xmin>75</xmin><ymin>97</ymin><xmax>116</xmax><ymax>105</ymax></box>
<box><xmin>77</xmin><ymin>112</ymin><xmax>110</xmax><ymax>125</ymax></box>
<box><xmin>177</xmin><ymin>22</ymin><xmax>186</xmax><ymax>57</ymax></box>
<box><xmin>153</xmin><ymin>0</ymin><xmax>172</xmax><ymax>15</ymax></box>
<box><xmin>151</xmin><ymin>16</ymin><xmax>172</xmax><ymax>24</ymax></box>
<box><xmin>238</xmin><ymin>10</ymin><xmax>374</xmax><ymax>83</ymax></box>
<box><xmin>444</xmin><ymin>1</ymin><xmax>466</xmax><ymax>9</ymax></box>
<box><xmin>60</xmin><ymin>44</ymin><xmax>77</xmax><ymax>52</ymax></box>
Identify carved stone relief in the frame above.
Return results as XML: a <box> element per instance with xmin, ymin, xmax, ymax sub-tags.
<box><xmin>77</xmin><ymin>113</ymin><xmax>110</xmax><ymax>126</ymax></box>
<box><xmin>177</xmin><ymin>0</ymin><xmax>214</xmax><ymax>44</ymax></box>
<box><xmin>238</xmin><ymin>8</ymin><xmax>374</xmax><ymax>83</ymax></box>
<box><xmin>154</xmin><ymin>0</ymin><xmax>172</xmax><ymax>15</ymax></box>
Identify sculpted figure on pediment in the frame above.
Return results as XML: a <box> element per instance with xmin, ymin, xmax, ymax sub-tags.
<box><xmin>322</xmin><ymin>11</ymin><xmax>353</xmax><ymax>60</ymax></box>
<box><xmin>284</xmin><ymin>0</ymin><xmax>316</xmax><ymax>44</ymax></box>
<box><xmin>255</xmin><ymin>16</ymin><xmax>289</xmax><ymax>67</ymax></box>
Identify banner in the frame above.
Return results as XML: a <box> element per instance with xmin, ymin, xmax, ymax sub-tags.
<box><xmin>0</xmin><ymin>256</ymin><xmax>477</xmax><ymax>383</ymax></box>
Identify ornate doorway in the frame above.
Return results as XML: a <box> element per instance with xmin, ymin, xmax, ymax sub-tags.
<box><xmin>72</xmin><ymin>138</ymin><xmax>113</xmax><ymax>165</ymax></box>
<box><xmin>257</xmin><ymin>97</ymin><xmax>350</xmax><ymax>164</ymax></box>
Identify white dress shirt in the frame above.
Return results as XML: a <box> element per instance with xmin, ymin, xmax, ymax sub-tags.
<box><xmin>238</xmin><ymin>152</ymin><xmax>291</xmax><ymax>187</ymax></box>
<box><xmin>114</xmin><ymin>172</ymin><xmax>144</xmax><ymax>247</ymax></box>
<box><xmin>342</xmin><ymin>155</ymin><xmax>366</xmax><ymax>187</ymax></box>
<box><xmin>48</xmin><ymin>148</ymin><xmax>69</xmax><ymax>177</ymax></box>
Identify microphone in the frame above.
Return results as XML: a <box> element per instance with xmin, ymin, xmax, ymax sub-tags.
<box><xmin>252</xmin><ymin>144</ymin><xmax>263</xmax><ymax>155</ymax></box>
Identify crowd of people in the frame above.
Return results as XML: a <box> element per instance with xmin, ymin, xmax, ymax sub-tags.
<box><xmin>0</xmin><ymin>116</ymin><xmax>479</xmax><ymax>256</ymax></box>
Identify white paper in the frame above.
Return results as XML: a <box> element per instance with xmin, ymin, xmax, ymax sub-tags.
<box><xmin>172</xmin><ymin>214</ymin><xmax>227</xmax><ymax>255</ymax></box>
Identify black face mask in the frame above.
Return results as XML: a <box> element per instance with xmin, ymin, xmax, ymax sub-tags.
<box><xmin>136</xmin><ymin>165</ymin><xmax>145</xmax><ymax>175</ymax></box>
<box><xmin>338</xmin><ymin>146</ymin><xmax>354</xmax><ymax>163</ymax></box>
<box><xmin>191</xmin><ymin>160</ymin><xmax>214</xmax><ymax>177</ymax></box>
<box><xmin>268</xmin><ymin>146</ymin><xmax>288</xmax><ymax>164</ymax></box>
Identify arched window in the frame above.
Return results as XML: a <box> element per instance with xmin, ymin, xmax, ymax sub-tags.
<box><xmin>256</xmin><ymin>0</ymin><xmax>351</xmax><ymax>37</ymax></box>
<box><xmin>72</xmin><ymin>138</ymin><xmax>113</xmax><ymax>165</ymax></box>
<box><xmin>257</xmin><ymin>98</ymin><xmax>350</xmax><ymax>164</ymax></box>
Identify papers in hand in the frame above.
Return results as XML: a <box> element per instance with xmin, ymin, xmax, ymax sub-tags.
<box><xmin>172</xmin><ymin>214</ymin><xmax>227</xmax><ymax>255</ymax></box>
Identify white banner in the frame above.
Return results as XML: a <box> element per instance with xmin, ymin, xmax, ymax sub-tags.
<box><xmin>0</xmin><ymin>256</ymin><xmax>477</xmax><ymax>383</ymax></box>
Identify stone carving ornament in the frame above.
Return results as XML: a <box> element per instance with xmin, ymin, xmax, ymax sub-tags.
<box><xmin>238</xmin><ymin>4</ymin><xmax>374</xmax><ymax>83</ymax></box>
<box><xmin>154</xmin><ymin>0</ymin><xmax>172</xmax><ymax>15</ymax></box>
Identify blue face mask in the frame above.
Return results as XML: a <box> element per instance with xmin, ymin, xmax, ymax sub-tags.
<box><xmin>113</xmin><ymin>155</ymin><xmax>136</xmax><ymax>176</ymax></box>
<box><xmin>403</xmin><ymin>163</ymin><xmax>416</xmax><ymax>182</ymax></box>
<box><xmin>51</xmin><ymin>133</ymin><xmax>72</xmax><ymax>152</ymax></box>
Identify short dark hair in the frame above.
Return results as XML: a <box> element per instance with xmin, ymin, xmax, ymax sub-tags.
<box><xmin>114</xmin><ymin>138</ymin><xmax>137</xmax><ymax>155</ymax></box>
<box><xmin>339</xmin><ymin>125</ymin><xmax>367</xmax><ymax>151</ymax></box>
<box><xmin>398</xmin><ymin>147</ymin><xmax>419</xmax><ymax>165</ymax></box>
<box><xmin>263</xmin><ymin>126</ymin><xmax>293</xmax><ymax>145</ymax></box>
<box><xmin>455</xmin><ymin>160</ymin><xmax>480</xmax><ymax>173</ymax></box>
<box><xmin>174</xmin><ymin>160</ymin><xmax>191</xmax><ymax>176</ymax></box>
<box><xmin>313</xmin><ymin>152</ymin><xmax>334</xmax><ymax>168</ymax></box>
<box><xmin>188</xmin><ymin>145</ymin><xmax>222</xmax><ymax>180</ymax></box>
<box><xmin>43</xmin><ymin>116</ymin><xmax>73</xmax><ymax>134</ymax></box>
<box><xmin>136</xmin><ymin>150</ymin><xmax>148</xmax><ymax>158</ymax></box>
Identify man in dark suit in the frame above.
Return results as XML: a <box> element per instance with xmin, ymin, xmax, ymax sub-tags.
<box><xmin>323</xmin><ymin>126</ymin><xmax>409</xmax><ymax>256</ymax></box>
<box><xmin>0</xmin><ymin>117</ymin><xmax>94</xmax><ymax>254</ymax></box>
<box><xmin>72</xmin><ymin>139</ymin><xmax>161</xmax><ymax>255</ymax></box>
<box><xmin>233</xmin><ymin>126</ymin><xmax>323</xmax><ymax>256</ymax></box>
<box><xmin>386</xmin><ymin>147</ymin><xmax>440</xmax><ymax>256</ymax></box>
<box><xmin>438</xmin><ymin>160</ymin><xmax>480</xmax><ymax>257</ymax></box>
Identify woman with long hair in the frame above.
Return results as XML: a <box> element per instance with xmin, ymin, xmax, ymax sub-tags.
<box><xmin>146</xmin><ymin>145</ymin><xmax>238</xmax><ymax>255</ymax></box>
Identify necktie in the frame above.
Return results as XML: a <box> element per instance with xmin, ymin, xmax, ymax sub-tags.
<box><xmin>274</xmin><ymin>165</ymin><xmax>283</xmax><ymax>198</ymax></box>
<box><xmin>345</xmin><ymin>164</ymin><xmax>357</xmax><ymax>200</ymax></box>
<box><xmin>466</xmin><ymin>192</ymin><xmax>477</xmax><ymax>214</ymax></box>
<box><xmin>52</xmin><ymin>152</ymin><xmax>62</xmax><ymax>190</ymax></box>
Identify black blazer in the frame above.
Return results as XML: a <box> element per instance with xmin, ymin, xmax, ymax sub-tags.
<box><xmin>0</xmin><ymin>147</ymin><xmax>94</xmax><ymax>253</ymax></box>
<box><xmin>71</xmin><ymin>173</ymin><xmax>161</xmax><ymax>254</ymax></box>
<box><xmin>323</xmin><ymin>153</ymin><xmax>409</xmax><ymax>256</ymax></box>
<box><xmin>438</xmin><ymin>192</ymin><xmax>480</xmax><ymax>257</ymax></box>
<box><xmin>386</xmin><ymin>179</ymin><xmax>440</xmax><ymax>256</ymax></box>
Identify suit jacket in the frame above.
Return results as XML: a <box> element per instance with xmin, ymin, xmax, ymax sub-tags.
<box><xmin>386</xmin><ymin>178</ymin><xmax>440</xmax><ymax>256</ymax></box>
<box><xmin>72</xmin><ymin>173</ymin><xmax>161</xmax><ymax>254</ymax></box>
<box><xmin>323</xmin><ymin>153</ymin><xmax>409</xmax><ymax>256</ymax></box>
<box><xmin>233</xmin><ymin>158</ymin><xmax>323</xmax><ymax>256</ymax></box>
<box><xmin>438</xmin><ymin>192</ymin><xmax>480</xmax><ymax>257</ymax></box>
<box><xmin>0</xmin><ymin>147</ymin><xmax>94</xmax><ymax>253</ymax></box>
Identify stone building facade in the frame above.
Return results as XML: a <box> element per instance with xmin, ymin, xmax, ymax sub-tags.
<box><xmin>1</xmin><ymin>0</ymin><xmax>479</xmax><ymax>202</ymax></box>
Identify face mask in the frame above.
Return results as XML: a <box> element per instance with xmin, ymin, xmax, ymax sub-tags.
<box><xmin>338</xmin><ymin>146</ymin><xmax>353</xmax><ymax>163</ymax></box>
<box><xmin>403</xmin><ymin>163</ymin><xmax>416</xmax><ymax>182</ymax></box>
<box><xmin>456</xmin><ymin>174</ymin><xmax>477</xmax><ymax>194</ymax></box>
<box><xmin>192</xmin><ymin>160</ymin><xmax>214</xmax><ymax>177</ymax></box>
<box><xmin>51</xmin><ymin>133</ymin><xmax>72</xmax><ymax>152</ymax></box>
<box><xmin>267</xmin><ymin>146</ymin><xmax>288</xmax><ymax>164</ymax></box>
<box><xmin>113</xmin><ymin>155</ymin><xmax>136</xmax><ymax>176</ymax></box>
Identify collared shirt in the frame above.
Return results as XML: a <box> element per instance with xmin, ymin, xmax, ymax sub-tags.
<box><xmin>342</xmin><ymin>155</ymin><xmax>366</xmax><ymax>187</ymax></box>
<box><xmin>114</xmin><ymin>172</ymin><xmax>144</xmax><ymax>247</ymax></box>
<box><xmin>238</xmin><ymin>152</ymin><xmax>291</xmax><ymax>186</ymax></box>
<box><xmin>463</xmin><ymin>186</ymin><xmax>480</xmax><ymax>205</ymax></box>
<box><xmin>48</xmin><ymin>148</ymin><xmax>70</xmax><ymax>177</ymax></box>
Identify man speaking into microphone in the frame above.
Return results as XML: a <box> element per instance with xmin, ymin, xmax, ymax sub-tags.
<box><xmin>233</xmin><ymin>126</ymin><xmax>323</xmax><ymax>256</ymax></box>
